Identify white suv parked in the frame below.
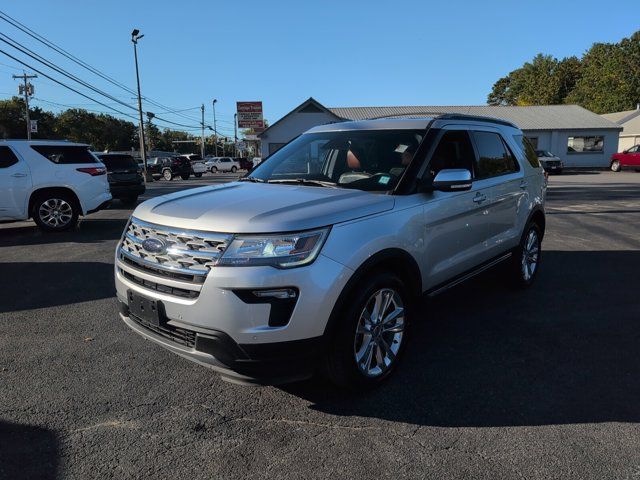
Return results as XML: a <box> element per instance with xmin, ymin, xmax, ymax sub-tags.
<box><xmin>115</xmin><ymin>116</ymin><xmax>546</xmax><ymax>390</ymax></box>
<box><xmin>0</xmin><ymin>140</ymin><xmax>111</xmax><ymax>231</ymax></box>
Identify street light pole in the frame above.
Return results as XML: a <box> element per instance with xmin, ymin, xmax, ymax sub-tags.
<box><xmin>234</xmin><ymin>113</ymin><xmax>238</xmax><ymax>157</ymax></box>
<box><xmin>212</xmin><ymin>99</ymin><xmax>218</xmax><ymax>156</ymax></box>
<box><xmin>131</xmin><ymin>29</ymin><xmax>151</xmax><ymax>182</ymax></box>
<box><xmin>200</xmin><ymin>104</ymin><xmax>205</xmax><ymax>158</ymax></box>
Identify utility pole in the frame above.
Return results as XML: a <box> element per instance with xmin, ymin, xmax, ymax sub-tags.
<box><xmin>131</xmin><ymin>29</ymin><xmax>152</xmax><ymax>182</ymax></box>
<box><xmin>212</xmin><ymin>99</ymin><xmax>218</xmax><ymax>156</ymax></box>
<box><xmin>13</xmin><ymin>73</ymin><xmax>37</xmax><ymax>140</ymax></box>
<box><xmin>234</xmin><ymin>113</ymin><xmax>238</xmax><ymax>157</ymax></box>
<box><xmin>200</xmin><ymin>104</ymin><xmax>205</xmax><ymax>158</ymax></box>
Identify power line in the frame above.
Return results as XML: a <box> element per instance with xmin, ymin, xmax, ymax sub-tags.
<box><xmin>0</xmin><ymin>10</ymin><xmax>205</xmax><ymax>125</ymax></box>
<box><xmin>0</xmin><ymin>32</ymin><xmax>138</xmax><ymax>114</ymax></box>
<box><xmin>0</xmin><ymin>48</ymin><xmax>138</xmax><ymax>120</ymax></box>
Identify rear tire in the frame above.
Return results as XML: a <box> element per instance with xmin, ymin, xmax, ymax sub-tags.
<box><xmin>195</xmin><ymin>172</ymin><xmax>203</xmax><ymax>178</ymax></box>
<box><xmin>162</xmin><ymin>169</ymin><xmax>173</xmax><ymax>181</ymax></box>
<box><xmin>231</xmin><ymin>166</ymin><xmax>238</xmax><ymax>173</ymax></box>
<box><xmin>180</xmin><ymin>173</ymin><xmax>190</xmax><ymax>180</ymax></box>
<box><xmin>508</xmin><ymin>222</ymin><xmax>542</xmax><ymax>287</ymax></box>
<box><xmin>611</xmin><ymin>160</ymin><xmax>621</xmax><ymax>172</ymax></box>
<box><xmin>323</xmin><ymin>271</ymin><xmax>411</xmax><ymax>391</ymax></box>
<box><xmin>32</xmin><ymin>192</ymin><xmax>79</xmax><ymax>232</ymax></box>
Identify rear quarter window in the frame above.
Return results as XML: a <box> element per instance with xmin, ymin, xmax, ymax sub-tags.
<box><xmin>513</xmin><ymin>135</ymin><xmax>541</xmax><ymax>168</ymax></box>
<box><xmin>31</xmin><ymin>145</ymin><xmax>98</xmax><ymax>164</ymax></box>
<box><xmin>0</xmin><ymin>146</ymin><xmax>19</xmax><ymax>168</ymax></box>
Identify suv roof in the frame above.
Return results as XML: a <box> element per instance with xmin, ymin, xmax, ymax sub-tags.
<box><xmin>307</xmin><ymin>114</ymin><xmax>518</xmax><ymax>134</ymax></box>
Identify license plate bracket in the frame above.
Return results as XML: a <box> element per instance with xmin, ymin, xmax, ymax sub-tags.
<box><xmin>128</xmin><ymin>290</ymin><xmax>162</xmax><ymax>326</ymax></box>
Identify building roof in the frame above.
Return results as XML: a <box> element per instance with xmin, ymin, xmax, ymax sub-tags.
<box><xmin>259</xmin><ymin>98</ymin><xmax>622</xmax><ymax>139</ymax></box>
<box><xmin>329</xmin><ymin>104</ymin><xmax>621</xmax><ymax>131</ymax></box>
<box><xmin>601</xmin><ymin>108</ymin><xmax>640</xmax><ymax>135</ymax></box>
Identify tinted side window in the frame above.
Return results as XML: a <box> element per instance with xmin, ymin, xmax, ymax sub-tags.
<box><xmin>428</xmin><ymin>130</ymin><xmax>476</xmax><ymax>176</ymax></box>
<box><xmin>0</xmin><ymin>146</ymin><xmax>19</xmax><ymax>168</ymax></box>
<box><xmin>472</xmin><ymin>131</ymin><xmax>518</xmax><ymax>178</ymax></box>
<box><xmin>31</xmin><ymin>145</ymin><xmax>97</xmax><ymax>164</ymax></box>
<box><xmin>514</xmin><ymin>134</ymin><xmax>541</xmax><ymax>168</ymax></box>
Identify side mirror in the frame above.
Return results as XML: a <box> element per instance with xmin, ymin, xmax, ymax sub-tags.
<box><xmin>432</xmin><ymin>169</ymin><xmax>472</xmax><ymax>192</ymax></box>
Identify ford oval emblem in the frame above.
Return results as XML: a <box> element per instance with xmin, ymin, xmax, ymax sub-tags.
<box><xmin>141</xmin><ymin>238</ymin><xmax>166</xmax><ymax>254</ymax></box>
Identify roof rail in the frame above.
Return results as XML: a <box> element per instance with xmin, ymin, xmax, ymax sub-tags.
<box><xmin>435</xmin><ymin>113</ymin><xmax>517</xmax><ymax>128</ymax></box>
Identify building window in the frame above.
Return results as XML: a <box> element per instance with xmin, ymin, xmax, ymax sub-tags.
<box><xmin>526</xmin><ymin>136</ymin><xmax>538</xmax><ymax>149</ymax></box>
<box><xmin>567</xmin><ymin>136</ymin><xmax>604</xmax><ymax>154</ymax></box>
<box><xmin>269</xmin><ymin>143</ymin><xmax>286</xmax><ymax>155</ymax></box>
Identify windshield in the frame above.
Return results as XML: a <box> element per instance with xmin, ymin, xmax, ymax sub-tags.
<box><xmin>249</xmin><ymin>130</ymin><xmax>424</xmax><ymax>191</ymax></box>
<box><xmin>99</xmin><ymin>154</ymin><xmax>138</xmax><ymax>170</ymax></box>
<box><xmin>535</xmin><ymin>150</ymin><xmax>554</xmax><ymax>158</ymax></box>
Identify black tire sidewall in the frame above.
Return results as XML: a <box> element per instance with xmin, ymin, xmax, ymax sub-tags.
<box><xmin>611</xmin><ymin>161</ymin><xmax>621</xmax><ymax>172</ymax></box>
<box><xmin>163</xmin><ymin>169</ymin><xmax>173</xmax><ymax>181</ymax></box>
<box><xmin>32</xmin><ymin>193</ymin><xmax>79</xmax><ymax>232</ymax></box>
<box><xmin>231</xmin><ymin>166</ymin><xmax>237</xmax><ymax>173</ymax></box>
<box><xmin>325</xmin><ymin>271</ymin><xmax>411</xmax><ymax>390</ymax></box>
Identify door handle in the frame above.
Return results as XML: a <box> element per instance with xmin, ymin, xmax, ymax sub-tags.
<box><xmin>519</xmin><ymin>180</ymin><xmax>528</xmax><ymax>190</ymax></box>
<box><xmin>473</xmin><ymin>193</ymin><xmax>487</xmax><ymax>203</ymax></box>
<box><xmin>11</xmin><ymin>173</ymin><xmax>28</xmax><ymax>178</ymax></box>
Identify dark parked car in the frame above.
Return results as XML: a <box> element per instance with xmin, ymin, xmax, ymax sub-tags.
<box><xmin>236</xmin><ymin>157</ymin><xmax>253</xmax><ymax>171</ymax></box>
<box><xmin>148</xmin><ymin>156</ymin><xmax>192</xmax><ymax>181</ymax></box>
<box><xmin>96</xmin><ymin>153</ymin><xmax>145</xmax><ymax>205</ymax></box>
<box><xmin>535</xmin><ymin>150</ymin><xmax>563</xmax><ymax>174</ymax></box>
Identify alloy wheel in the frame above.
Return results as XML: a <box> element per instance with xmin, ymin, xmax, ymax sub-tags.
<box><xmin>521</xmin><ymin>229</ymin><xmax>540</xmax><ymax>282</ymax></box>
<box><xmin>38</xmin><ymin>198</ymin><xmax>73</xmax><ymax>228</ymax></box>
<box><xmin>353</xmin><ymin>288</ymin><xmax>405</xmax><ymax>378</ymax></box>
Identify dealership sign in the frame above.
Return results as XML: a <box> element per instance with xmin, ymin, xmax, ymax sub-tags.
<box><xmin>237</xmin><ymin>101</ymin><xmax>264</xmax><ymax>130</ymax></box>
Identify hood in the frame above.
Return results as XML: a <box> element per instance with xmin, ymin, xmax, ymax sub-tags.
<box><xmin>133</xmin><ymin>182</ymin><xmax>395</xmax><ymax>233</ymax></box>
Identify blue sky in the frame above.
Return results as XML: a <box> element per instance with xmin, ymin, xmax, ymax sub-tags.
<box><xmin>0</xmin><ymin>0</ymin><xmax>638</xmax><ymax>135</ymax></box>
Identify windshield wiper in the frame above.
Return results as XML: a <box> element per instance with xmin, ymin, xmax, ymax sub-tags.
<box><xmin>266</xmin><ymin>178</ymin><xmax>339</xmax><ymax>188</ymax></box>
<box><xmin>238</xmin><ymin>176</ymin><xmax>266</xmax><ymax>183</ymax></box>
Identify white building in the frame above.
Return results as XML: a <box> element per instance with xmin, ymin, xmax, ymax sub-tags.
<box><xmin>259</xmin><ymin>98</ymin><xmax>622</xmax><ymax>167</ymax></box>
<box><xmin>601</xmin><ymin>106</ymin><xmax>640</xmax><ymax>152</ymax></box>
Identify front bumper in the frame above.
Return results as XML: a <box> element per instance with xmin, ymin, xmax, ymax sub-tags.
<box><xmin>119</xmin><ymin>303</ymin><xmax>323</xmax><ymax>384</ymax></box>
<box><xmin>114</xmin><ymin>253</ymin><xmax>353</xmax><ymax>382</ymax></box>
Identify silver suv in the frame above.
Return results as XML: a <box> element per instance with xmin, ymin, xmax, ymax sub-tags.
<box><xmin>114</xmin><ymin>115</ymin><xmax>546</xmax><ymax>390</ymax></box>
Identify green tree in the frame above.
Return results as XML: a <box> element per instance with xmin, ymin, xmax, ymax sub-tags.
<box><xmin>488</xmin><ymin>30</ymin><xmax>640</xmax><ymax>113</ymax></box>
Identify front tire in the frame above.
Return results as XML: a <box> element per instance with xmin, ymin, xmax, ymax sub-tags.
<box><xmin>180</xmin><ymin>173</ymin><xmax>190</xmax><ymax>180</ymax></box>
<box><xmin>32</xmin><ymin>192</ymin><xmax>79</xmax><ymax>232</ymax></box>
<box><xmin>611</xmin><ymin>160</ymin><xmax>621</xmax><ymax>172</ymax></box>
<box><xmin>211</xmin><ymin>166</ymin><xmax>218</xmax><ymax>173</ymax></box>
<box><xmin>231</xmin><ymin>166</ymin><xmax>238</xmax><ymax>173</ymax></box>
<box><xmin>508</xmin><ymin>222</ymin><xmax>542</xmax><ymax>287</ymax></box>
<box><xmin>323</xmin><ymin>272</ymin><xmax>410</xmax><ymax>390</ymax></box>
<box><xmin>195</xmin><ymin>172</ymin><xmax>203</xmax><ymax>178</ymax></box>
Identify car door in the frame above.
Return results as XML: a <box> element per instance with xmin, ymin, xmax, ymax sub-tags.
<box><xmin>0</xmin><ymin>145</ymin><xmax>32</xmax><ymax>220</ymax></box>
<box><xmin>420</xmin><ymin>127</ymin><xmax>495</xmax><ymax>288</ymax></box>
<box><xmin>469</xmin><ymin>128</ymin><xmax>525</xmax><ymax>256</ymax></box>
<box><xmin>627</xmin><ymin>145</ymin><xmax>640</xmax><ymax>166</ymax></box>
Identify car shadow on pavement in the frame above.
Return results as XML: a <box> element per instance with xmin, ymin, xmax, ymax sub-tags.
<box><xmin>284</xmin><ymin>250</ymin><xmax>640</xmax><ymax>428</ymax></box>
<box><xmin>0</xmin><ymin>421</ymin><xmax>58</xmax><ymax>480</ymax></box>
<box><xmin>0</xmin><ymin>218</ymin><xmax>127</xmax><ymax>247</ymax></box>
<box><xmin>0</xmin><ymin>262</ymin><xmax>115</xmax><ymax>313</ymax></box>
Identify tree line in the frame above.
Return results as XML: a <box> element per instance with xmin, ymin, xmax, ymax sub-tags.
<box><xmin>488</xmin><ymin>31</ymin><xmax>640</xmax><ymax>113</ymax></box>
<box><xmin>0</xmin><ymin>97</ymin><xmax>236</xmax><ymax>155</ymax></box>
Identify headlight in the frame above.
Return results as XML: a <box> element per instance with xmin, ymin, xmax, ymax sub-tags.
<box><xmin>219</xmin><ymin>228</ymin><xmax>329</xmax><ymax>268</ymax></box>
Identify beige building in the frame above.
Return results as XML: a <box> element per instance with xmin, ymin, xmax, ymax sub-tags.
<box><xmin>601</xmin><ymin>106</ymin><xmax>640</xmax><ymax>152</ymax></box>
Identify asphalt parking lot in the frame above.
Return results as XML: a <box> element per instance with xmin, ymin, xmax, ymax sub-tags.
<box><xmin>1</xmin><ymin>171</ymin><xmax>639</xmax><ymax>480</ymax></box>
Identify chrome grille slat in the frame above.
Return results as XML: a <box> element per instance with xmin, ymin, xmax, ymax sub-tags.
<box><xmin>118</xmin><ymin>217</ymin><xmax>232</xmax><ymax>297</ymax></box>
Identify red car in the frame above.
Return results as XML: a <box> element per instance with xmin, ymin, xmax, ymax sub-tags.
<box><xmin>611</xmin><ymin>145</ymin><xmax>640</xmax><ymax>171</ymax></box>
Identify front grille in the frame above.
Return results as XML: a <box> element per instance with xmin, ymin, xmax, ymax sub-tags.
<box><xmin>119</xmin><ymin>268</ymin><xmax>199</xmax><ymax>299</ymax></box>
<box><xmin>545</xmin><ymin>160</ymin><xmax>561</xmax><ymax>167</ymax></box>
<box><xmin>117</xmin><ymin>217</ymin><xmax>233</xmax><ymax>298</ymax></box>
<box><xmin>129</xmin><ymin>313</ymin><xmax>196</xmax><ymax>348</ymax></box>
